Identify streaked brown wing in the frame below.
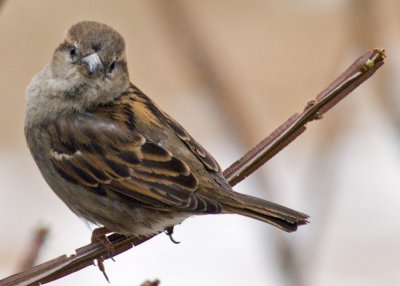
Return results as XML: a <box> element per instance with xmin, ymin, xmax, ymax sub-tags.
<box><xmin>162</xmin><ymin>111</ymin><xmax>221</xmax><ymax>173</ymax></box>
<box><xmin>130</xmin><ymin>87</ymin><xmax>221</xmax><ymax>173</ymax></box>
<box><xmin>49</xmin><ymin>111</ymin><xmax>221</xmax><ymax>213</ymax></box>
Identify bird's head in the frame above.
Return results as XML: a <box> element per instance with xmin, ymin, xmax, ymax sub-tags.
<box><xmin>50</xmin><ymin>21</ymin><xmax>130</xmax><ymax>107</ymax></box>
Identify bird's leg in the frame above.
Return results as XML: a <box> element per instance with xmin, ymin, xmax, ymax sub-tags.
<box><xmin>92</xmin><ymin>226</ymin><xmax>114</xmax><ymax>254</ymax></box>
<box><xmin>165</xmin><ymin>226</ymin><xmax>180</xmax><ymax>244</ymax></box>
<box><xmin>91</xmin><ymin>227</ymin><xmax>114</xmax><ymax>282</ymax></box>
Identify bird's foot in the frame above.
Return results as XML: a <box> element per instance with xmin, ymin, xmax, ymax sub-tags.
<box><xmin>165</xmin><ymin>226</ymin><xmax>180</xmax><ymax>244</ymax></box>
<box><xmin>91</xmin><ymin>227</ymin><xmax>114</xmax><ymax>282</ymax></box>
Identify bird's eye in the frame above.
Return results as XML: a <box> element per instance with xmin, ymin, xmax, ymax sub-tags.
<box><xmin>69</xmin><ymin>46</ymin><xmax>77</xmax><ymax>58</ymax></box>
<box><xmin>109</xmin><ymin>61</ymin><xmax>116</xmax><ymax>73</ymax></box>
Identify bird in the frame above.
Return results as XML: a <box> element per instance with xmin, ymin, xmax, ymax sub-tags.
<box><xmin>24</xmin><ymin>21</ymin><xmax>309</xmax><ymax>245</ymax></box>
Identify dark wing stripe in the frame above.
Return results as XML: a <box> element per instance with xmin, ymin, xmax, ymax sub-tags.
<box><xmin>83</xmin><ymin>141</ymin><xmax>107</xmax><ymax>154</ymax></box>
<box><xmin>149</xmin><ymin>186</ymin><xmax>167</xmax><ymax>196</ymax></box>
<box><xmin>117</xmin><ymin>150</ymin><xmax>141</xmax><ymax>165</ymax></box>
<box><xmin>128</xmin><ymin>172</ymin><xmax>193</xmax><ymax>203</ymax></box>
<box><xmin>164</xmin><ymin>186</ymin><xmax>193</xmax><ymax>203</ymax></box>
<box><xmin>103</xmin><ymin>158</ymin><xmax>131</xmax><ymax>178</ymax></box>
<box><xmin>162</xmin><ymin>111</ymin><xmax>221</xmax><ymax>172</ymax></box>
<box><xmin>103</xmin><ymin>184</ymin><xmax>167</xmax><ymax>207</ymax></box>
<box><xmin>173</xmin><ymin>173</ymin><xmax>198</xmax><ymax>189</ymax></box>
<box><xmin>141</xmin><ymin>142</ymin><xmax>172</xmax><ymax>162</ymax></box>
<box><xmin>141</xmin><ymin>157</ymin><xmax>190</xmax><ymax>176</ymax></box>
<box><xmin>64</xmin><ymin>159</ymin><xmax>99</xmax><ymax>186</ymax></box>
<box><xmin>52</xmin><ymin>125</ymin><xmax>78</xmax><ymax>154</ymax></box>
<box><xmin>113</xmin><ymin>179</ymin><xmax>186</xmax><ymax>206</ymax></box>
<box><xmin>52</xmin><ymin>158</ymin><xmax>99</xmax><ymax>187</ymax></box>
<box><xmin>132</xmin><ymin>169</ymin><xmax>198</xmax><ymax>191</ymax></box>
<box><xmin>111</xmin><ymin>180</ymin><xmax>169</xmax><ymax>202</ymax></box>
<box><xmin>52</xmin><ymin>162</ymin><xmax>80</xmax><ymax>185</ymax></box>
<box><xmin>74</xmin><ymin>156</ymin><xmax>111</xmax><ymax>183</ymax></box>
<box><xmin>166</xmin><ymin>119</ymin><xmax>187</xmax><ymax>138</ymax></box>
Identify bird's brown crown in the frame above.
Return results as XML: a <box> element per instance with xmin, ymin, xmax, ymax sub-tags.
<box><xmin>65</xmin><ymin>21</ymin><xmax>126</xmax><ymax>67</ymax></box>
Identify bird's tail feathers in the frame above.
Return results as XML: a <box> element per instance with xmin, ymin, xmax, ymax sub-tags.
<box><xmin>221</xmin><ymin>191</ymin><xmax>309</xmax><ymax>232</ymax></box>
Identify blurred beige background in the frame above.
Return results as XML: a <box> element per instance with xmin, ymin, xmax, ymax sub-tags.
<box><xmin>1</xmin><ymin>1</ymin><xmax>400</xmax><ymax>285</ymax></box>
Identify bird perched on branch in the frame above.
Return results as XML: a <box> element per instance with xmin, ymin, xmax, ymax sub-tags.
<box><xmin>25</xmin><ymin>21</ymin><xmax>308</xmax><ymax>244</ymax></box>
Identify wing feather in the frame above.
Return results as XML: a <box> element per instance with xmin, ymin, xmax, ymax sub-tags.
<box><xmin>130</xmin><ymin>89</ymin><xmax>222</xmax><ymax>173</ymax></box>
<box><xmin>49</xmin><ymin>107</ymin><xmax>220</xmax><ymax>213</ymax></box>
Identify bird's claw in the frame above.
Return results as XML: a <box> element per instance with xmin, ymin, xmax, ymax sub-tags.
<box><xmin>165</xmin><ymin>226</ymin><xmax>181</xmax><ymax>244</ymax></box>
<box><xmin>91</xmin><ymin>227</ymin><xmax>114</xmax><ymax>282</ymax></box>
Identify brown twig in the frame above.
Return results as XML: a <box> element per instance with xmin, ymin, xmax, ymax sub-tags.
<box><xmin>17</xmin><ymin>227</ymin><xmax>49</xmax><ymax>271</ymax></box>
<box><xmin>140</xmin><ymin>279</ymin><xmax>160</xmax><ymax>286</ymax></box>
<box><xmin>0</xmin><ymin>49</ymin><xmax>385</xmax><ymax>286</ymax></box>
<box><xmin>0</xmin><ymin>0</ymin><xmax>7</xmax><ymax>13</ymax></box>
<box><xmin>223</xmin><ymin>49</ymin><xmax>385</xmax><ymax>185</ymax></box>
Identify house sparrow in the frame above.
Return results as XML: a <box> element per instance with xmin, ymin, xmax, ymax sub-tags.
<box><xmin>25</xmin><ymin>21</ymin><xmax>308</xmax><ymax>242</ymax></box>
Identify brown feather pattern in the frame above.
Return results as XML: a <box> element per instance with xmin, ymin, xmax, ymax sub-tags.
<box><xmin>162</xmin><ymin>111</ymin><xmax>221</xmax><ymax>173</ymax></box>
<box><xmin>24</xmin><ymin>21</ymin><xmax>308</xmax><ymax>234</ymax></box>
<box><xmin>47</xmin><ymin>85</ymin><xmax>307</xmax><ymax>230</ymax></box>
<box><xmin>49</xmin><ymin>89</ymin><xmax>222</xmax><ymax>213</ymax></box>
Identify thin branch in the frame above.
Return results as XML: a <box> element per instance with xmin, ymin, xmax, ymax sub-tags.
<box><xmin>0</xmin><ymin>0</ymin><xmax>7</xmax><ymax>13</ymax></box>
<box><xmin>17</xmin><ymin>227</ymin><xmax>49</xmax><ymax>271</ymax></box>
<box><xmin>0</xmin><ymin>49</ymin><xmax>385</xmax><ymax>286</ymax></box>
<box><xmin>223</xmin><ymin>49</ymin><xmax>385</xmax><ymax>185</ymax></box>
<box><xmin>140</xmin><ymin>279</ymin><xmax>160</xmax><ymax>286</ymax></box>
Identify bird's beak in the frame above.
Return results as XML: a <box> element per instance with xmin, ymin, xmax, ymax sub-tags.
<box><xmin>80</xmin><ymin>53</ymin><xmax>104</xmax><ymax>75</ymax></box>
